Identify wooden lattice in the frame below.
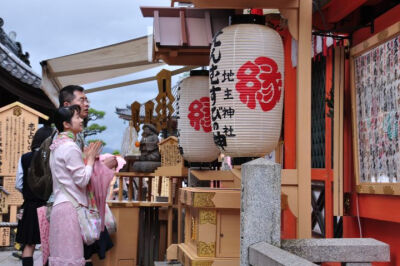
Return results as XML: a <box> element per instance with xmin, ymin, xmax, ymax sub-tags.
<box><xmin>155</xmin><ymin>69</ymin><xmax>175</xmax><ymax>132</ymax></box>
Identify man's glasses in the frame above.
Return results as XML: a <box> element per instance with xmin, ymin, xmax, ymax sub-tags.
<box><xmin>78</xmin><ymin>98</ymin><xmax>90</xmax><ymax>104</ymax></box>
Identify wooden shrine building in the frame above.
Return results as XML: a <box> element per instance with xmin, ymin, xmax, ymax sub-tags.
<box><xmin>39</xmin><ymin>0</ymin><xmax>400</xmax><ymax>265</ymax></box>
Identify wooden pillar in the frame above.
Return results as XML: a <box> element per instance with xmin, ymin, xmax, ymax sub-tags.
<box><xmin>296</xmin><ymin>0</ymin><xmax>312</xmax><ymax>238</ymax></box>
<box><xmin>333</xmin><ymin>47</ymin><xmax>345</xmax><ymax>216</ymax></box>
<box><xmin>168</xmin><ymin>178</ymin><xmax>173</xmax><ymax>205</ymax></box>
<box><xmin>167</xmin><ymin>177</ymin><xmax>174</xmax><ymax>247</ymax></box>
<box><xmin>118</xmin><ymin>176</ymin><xmax>123</xmax><ymax>201</ymax></box>
<box><xmin>167</xmin><ymin>206</ymin><xmax>173</xmax><ymax>247</ymax></box>
<box><xmin>177</xmin><ymin>189</ymin><xmax>182</xmax><ymax>243</ymax></box>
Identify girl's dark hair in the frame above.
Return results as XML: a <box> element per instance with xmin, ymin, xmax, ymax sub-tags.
<box><xmin>54</xmin><ymin>105</ymin><xmax>81</xmax><ymax>132</ymax></box>
<box><xmin>31</xmin><ymin>125</ymin><xmax>54</xmax><ymax>150</ymax></box>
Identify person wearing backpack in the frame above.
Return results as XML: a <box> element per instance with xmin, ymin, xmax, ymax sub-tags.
<box><xmin>48</xmin><ymin>105</ymin><xmax>102</xmax><ymax>266</ymax></box>
<box><xmin>15</xmin><ymin>125</ymin><xmax>54</xmax><ymax>266</ymax></box>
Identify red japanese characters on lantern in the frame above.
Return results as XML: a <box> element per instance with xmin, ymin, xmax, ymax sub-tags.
<box><xmin>187</xmin><ymin>97</ymin><xmax>212</xmax><ymax>133</ymax></box>
<box><xmin>236</xmin><ymin>57</ymin><xmax>282</xmax><ymax>112</ymax></box>
<box><xmin>209</xmin><ymin>20</ymin><xmax>284</xmax><ymax>157</ymax></box>
<box><xmin>177</xmin><ymin>71</ymin><xmax>220</xmax><ymax>162</ymax></box>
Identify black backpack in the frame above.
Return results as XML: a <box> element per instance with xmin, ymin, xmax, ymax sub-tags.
<box><xmin>27</xmin><ymin>130</ymin><xmax>57</xmax><ymax>201</ymax></box>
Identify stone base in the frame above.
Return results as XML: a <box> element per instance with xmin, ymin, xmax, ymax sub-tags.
<box><xmin>132</xmin><ymin>161</ymin><xmax>161</xmax><ymax>172</ymax></box>
<box><xmin>281</xmin><ymin>238</ymin><xmax>390</xmax><ymax>263</ymax></box>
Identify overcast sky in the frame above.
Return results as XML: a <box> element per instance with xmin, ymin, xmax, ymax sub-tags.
<box><xmin>1</xmin><ymin>0</ymin><xmax>184</xmax><ymax>152</ymax></box>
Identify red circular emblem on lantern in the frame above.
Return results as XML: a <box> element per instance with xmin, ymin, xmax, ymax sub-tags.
<box><xmin>187</xmin><ymin>97</ymin><xmax>212</xmax><ymax>132</ymax></box>
<box><xmin>235</xmin><ymin>56</ymin><xmax>282</xmax><ymax>112</ymax></box>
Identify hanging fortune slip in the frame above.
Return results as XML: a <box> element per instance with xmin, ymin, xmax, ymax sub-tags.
<box><xmin>209</xmin><ymin>15</ymin><xmax>284</xmax><ymax>157</ymax></box>
<box><xmin>178</xmin><ymin>70</ymin><xmax>220</xmax><ymax>162</ymax></box>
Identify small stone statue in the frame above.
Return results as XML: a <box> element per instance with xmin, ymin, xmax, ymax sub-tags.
<box><xmin>132</xmin><ymin>124</ymin><xmax>161</xmax><ymax>172</ymax></box>
<box><xmin>139</xmin><ymin>124</ymin><xmax>161</xmax><ymax>161</ymax></box>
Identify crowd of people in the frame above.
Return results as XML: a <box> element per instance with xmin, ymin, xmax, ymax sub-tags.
<box><xmin>15</xmin><ymin>85</ymin><xmax>120</xmax><ymax>266</ymax></box>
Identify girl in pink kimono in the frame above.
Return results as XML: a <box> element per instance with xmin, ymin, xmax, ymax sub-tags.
<box><xmin>48</xmin><ymin>105</ymin><xmax>102</xmax><ymax>266</ymax></box>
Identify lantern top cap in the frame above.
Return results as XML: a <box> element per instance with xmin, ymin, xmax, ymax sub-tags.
<box><xmin>230</xmin><ymin>14</ymin><xmax>265</xmax><ymax>26</ymax></box>
<box><xmin>190</xmin><ymin>70</ymin><xmax>209</xmax><ymax>76</ymax></box>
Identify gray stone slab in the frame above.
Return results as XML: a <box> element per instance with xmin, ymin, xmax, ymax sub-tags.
<box><xmin>249</xmin><ymin>242</ymin><xmax>317</xmax><ymax>266</ymax></box>
<box><xmin>281</xmin><ymin>238</ymin><xmax>390</xmax><ymax>263</ymax></box>
<box><xmin>241</xmin><ymin>158</ymin><xmax>281</xmax><ymax>266</ymax></box>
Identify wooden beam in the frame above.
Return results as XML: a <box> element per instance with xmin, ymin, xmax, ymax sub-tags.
<box><xmin>350</xmin><ymin>21</ymin><xmax>400</xmax><ymax>57</ymax></box>
<box><xmin>280</xmin><ymin>9</ymin><xmax>298</xmax><ymax>40</ymax></box>
<box><xmin>204</xmin><ymin>11</ymin><xmax>213</xmax><ymax>44</ymax></box>
<box><xmin>333</xmin><ymin>47</ymin><xmax>345</xmax><ymax>216</ymax></box>
<box><xmin>190</xmin><ymin>170</ymin><xmax>236</xmax><ymax>181</ymax></box>
<box><xmin>47</xmin><ymin>63</ymin><xmax>63</xmax><ymax>90</ymax></box>
<box><xmin>154</xmin><ymin>10</ymin><xmax>161</xmax><ymax>44</ymax></box>
<box><xmin>51</xmin><ymin>60</ymin><xmax>152</xmax><ymax>77</ymax></box>
<box><xmin>281</xmin><ymin>169</ymin><xmax>298</xmax><ymax>185</ymax></box>
<box><xmin>179</xmin><ymin>10</ymin><xmax>188</xmax><ymax>45</ymax></box>
<box><xmin>190</xmin><ymin>0</ymin><xmax>299</xmax><ymax>9</ymax></box>
<box><xmin>325</xmin><ymin>0</ymin><xmax>367</xmax><ymax>23</ymax></box>
<box><xmin>85</xmin><ymin>66</ymin><xmax>195</xmax><ymax>94</ymax></box>
<box><xmin>296</xmin><ymin>0</ymin><xmax>312</xmax><ymax>238</ymax></box>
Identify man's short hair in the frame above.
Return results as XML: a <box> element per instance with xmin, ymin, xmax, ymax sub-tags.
<box><xmin>59</xmin><ymin>85</ymin><xmax>84</xmax><ymax>106</ymax></box>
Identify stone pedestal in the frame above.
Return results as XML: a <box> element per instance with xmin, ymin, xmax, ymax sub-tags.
<box><xmin>241</xmin><ymin>158</ymin><xmax>281</xmax><ymax>266</ymax></box>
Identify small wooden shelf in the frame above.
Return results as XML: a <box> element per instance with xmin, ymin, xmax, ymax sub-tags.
<box><xmin>180</xmin><ymin>187</ymin><xmax>240</xmax><ymax>209</ymax></box>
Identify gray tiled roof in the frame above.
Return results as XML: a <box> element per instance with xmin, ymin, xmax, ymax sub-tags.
<box><xmin>0</xmin><ymin>42</ymin><xmax>41</xmax><ymax>88</ymax></box>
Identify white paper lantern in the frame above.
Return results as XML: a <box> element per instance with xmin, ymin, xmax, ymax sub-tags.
<box><xmin>209</xmin><ymin>20</ymin><xmax>284</xmax><ymax>157</ymax></box>
<box><xmin>178</xmin><ymin>71</ymin><xmax>220</xmax><ymax>162</ymax></box>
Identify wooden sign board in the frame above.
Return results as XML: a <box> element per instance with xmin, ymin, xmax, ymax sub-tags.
<box><xmin>3</xmin><ymin>176</ymin><xmax>23</xmax><ymax>206</ymax></box>
<box><xmin>0</xmin><ymin>102</ymin><xmax>48</xmax><ymax>175</ymax></box>
<box><xmin>0</xmin><ymin>227</ymin><xmax>10</xmax><ymax>246</ymax></box>
<box><xmin>350</xmin><ymin>22</ymin><xmax>400</xmax><ymax>195</ymax></box>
